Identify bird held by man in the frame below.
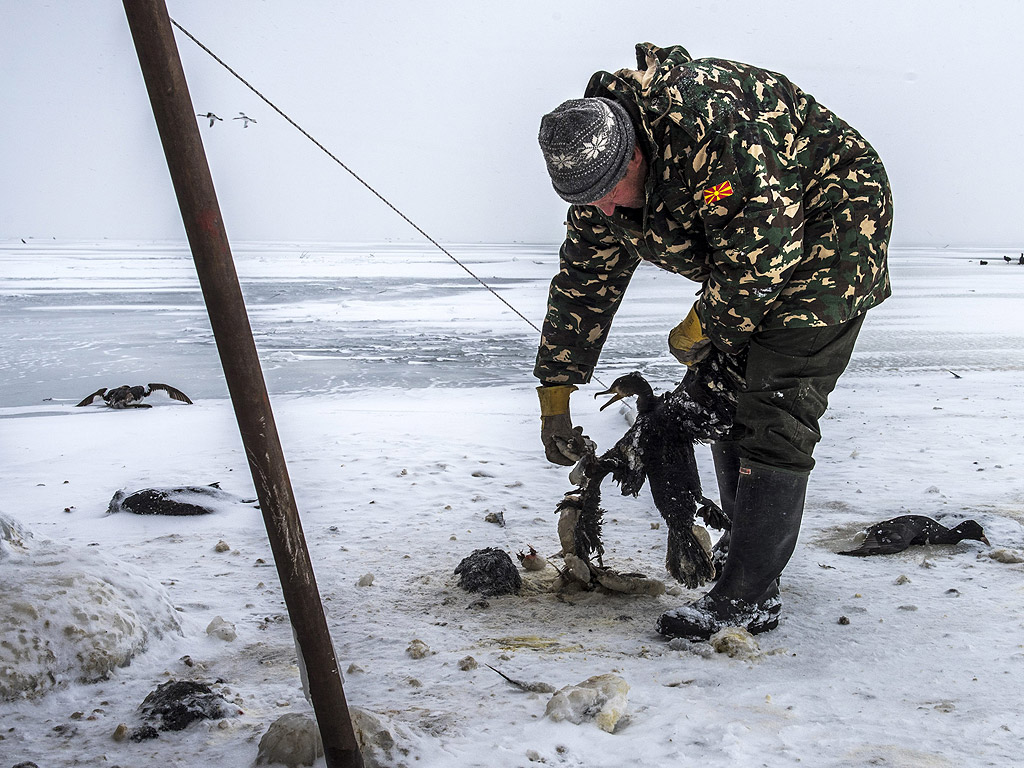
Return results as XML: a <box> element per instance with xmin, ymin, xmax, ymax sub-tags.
<box><xmin>75</xmin><ymin>383</ymin><xmax>193</xmax><ymax>409</ymax></box>
<box><xmin>557</xmin><ymin>350</ymin><xmax>743</xmax><ymax>588</ymax></box>
<box><xmin>837</xmin><ymin>514</ymin><xmax>989</xmax><ymax>556</ymax></box>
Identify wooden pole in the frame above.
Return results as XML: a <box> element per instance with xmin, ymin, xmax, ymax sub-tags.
<box><xmin>121</xmin><ymin>3</ymin><xmax>363</xmax><ymax>765</ymax></box>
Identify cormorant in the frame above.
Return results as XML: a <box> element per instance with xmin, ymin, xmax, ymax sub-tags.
<box><xmin>837</xmin><ymin>514</ymin><xmax>989</xmax><ymax>556</ymax></box>
<box><xmin>558</xmin><ymin>349</ymin><xmax>743</xmax><ymax>588</ymax></box>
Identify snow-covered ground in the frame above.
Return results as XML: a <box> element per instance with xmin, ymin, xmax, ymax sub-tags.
<box><xmin>2</xmin><ymin>241</ymin><xmax>1023</xmax><ymax>767</ymax></box>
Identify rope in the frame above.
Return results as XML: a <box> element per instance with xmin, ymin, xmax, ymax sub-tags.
<box><xmin>169</xmin><ymin>17</ymin><xmax>542</xmax><ymax>335</ymax></box>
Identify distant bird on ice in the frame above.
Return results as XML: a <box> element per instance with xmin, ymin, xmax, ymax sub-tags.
<box><xmin>197</xmin><ymin>112</ymin><xmax>222</xmax><ymax>127</ymax></box>
<box><xmin>233</xmin><ymin>112</ymin><xmax>257</xmax><ymax>128</ymax></box>
<box><xmin>76</xmin><ymin>383</ymin><xmax>193</xmax><ymax>409</ymax></box>
<box><xmin>837</xmin><ymin>515</ymin><xmax>989</xmax><ymax>556</ymax></box>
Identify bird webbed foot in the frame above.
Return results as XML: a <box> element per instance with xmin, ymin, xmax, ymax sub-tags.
<box><xmin>697</xmin><ymin>497</ymin><xmax>731</xmax><ymax>531</ymax></box>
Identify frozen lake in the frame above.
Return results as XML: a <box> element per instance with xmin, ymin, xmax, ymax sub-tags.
<box><xmin>3</xmin><ymin>240</ymin><xmax>1024</xmax><ymax>767</ymax></box>
<box><xmin>3</xmin><ymin>241</ymin><xmax>1023</xmax><ymax>409</ymax></box>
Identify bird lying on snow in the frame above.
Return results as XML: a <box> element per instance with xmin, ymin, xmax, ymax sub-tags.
<box><xmin>107</xmin><ymin>483</ymin><xmax>258</xmax><ymax>516</ymax></box>
<box><xmin>556</xmin><ymin>349</ymin><xmax>743</xmax><ymax>589</ymax></box>
<box><xmin>76</xmin><ymin>383</ymin><xmax>193</xmax><ymax>409</ymax></box>
<box><xmin>837</xmin><ymin>514</ymin><xmax>989</xmax><ymax>556</ymax></box>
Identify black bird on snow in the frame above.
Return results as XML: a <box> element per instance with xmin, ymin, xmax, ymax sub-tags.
<box><xmin>837</xmin><ymin>514</ymin><xmax>989</xmax><ymax>556</ymax></box>
<box><xmin>233</xmin><ymin>112</ymin><xmax>257</xmax><ymax>128</ymax></box>
<box><xmin>1004</xmin><ymin>255</ymin><xmax>1013</xmax><ymax>263</ymax></box>
<box><xmin>76</xmin><ymin>383</ymin><xmax>193</xmax><ymax>409</ymax></box>
<box><xmin>1019</xmin><ymin>254</ymin><xmax>1024</xmax><ymax>265</ymax></box>
<box><xmin>558</xmin><ymin>351</ymin><xmax>741</xmax><ymax>588</ymax></box>
<box><xmin>197</xmin><ymin>112</ymin><xmax>222</xmax><ymax>127</ymax></box>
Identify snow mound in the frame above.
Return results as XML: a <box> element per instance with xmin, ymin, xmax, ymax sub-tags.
<box><xmin>0</xmin><ymin>512</ymin><xmax>183</xmax><ymax>700</ymax></box>
<box><xmin>0</xmin><ymin>513</ymin><xmax>30</xmax><ymax>558</ymax></box>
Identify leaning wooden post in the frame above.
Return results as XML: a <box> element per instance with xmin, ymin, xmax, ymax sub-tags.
<box><xmin>121</xmin><ymin>3</ymin><xmax>363</xmax><ymax>766</ymax></box>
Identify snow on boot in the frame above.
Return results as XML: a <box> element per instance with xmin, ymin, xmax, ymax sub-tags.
<box><xmin>656</xmin><ymin>584</ymin><xmax>781</xmax><ymax>639</ymax></box>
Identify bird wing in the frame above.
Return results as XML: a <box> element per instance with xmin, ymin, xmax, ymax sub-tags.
<box><xmin>837</xmin><ymin>521</ymin><xmax>916</xmax><ymax>556</ymax></box>
<box><xmin>148</xmin><ymin>383</ymin><xmax>194</xmax><ymax>404</ymax></box>
<box><xmin>75</xmin><ymin>388</ymin><xmax>107</xmax><ymax>407</ymax></box>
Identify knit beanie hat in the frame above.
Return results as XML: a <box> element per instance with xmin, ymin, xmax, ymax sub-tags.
<box><xmin>538</xmin><ymin>97</ymin><xmax>636</xmax><ymax>204</ymax></box>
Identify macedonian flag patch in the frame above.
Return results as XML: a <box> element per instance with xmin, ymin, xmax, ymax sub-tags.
<box><xmin>703</xmin><ymin>181</ymin><xmax>734</xmax><ymax>204</ymax></box>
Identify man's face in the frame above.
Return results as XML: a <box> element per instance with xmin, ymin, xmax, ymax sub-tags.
<box><xmin>588</xmin><ymin>146</ymin><xmax>647</xmax><ymax>216</ymax></box>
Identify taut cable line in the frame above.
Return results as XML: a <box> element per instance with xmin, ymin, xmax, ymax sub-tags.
<box><xmin>169</xmin><ymin>17</ymin><xmax>543</xmax><ymax>335</ymax></box>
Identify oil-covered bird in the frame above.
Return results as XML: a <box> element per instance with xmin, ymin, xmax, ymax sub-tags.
<box><xmin>837</xmin><ymin>514</ymin><xmax>989</xmax><ymax>556</ymax></box>
<box><xmin>558</xmin><ymin>350</ymin><xmax>742</xmax><ymax>588</ymax></box>
<box><xmin>76</xmin><ymin>383</ymin><xmax>193</xmax><ymax>409</ymax></box>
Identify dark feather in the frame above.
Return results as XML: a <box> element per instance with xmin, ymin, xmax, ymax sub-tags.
<box><xmin>148</xmin><ymin>383</ymin><xmax>194</xmax><ymax>404</ymax></box>
<box><xmin>75</xmin><ymin>388</ymin><xmax>107</xmax><ymax>407</ymax></box>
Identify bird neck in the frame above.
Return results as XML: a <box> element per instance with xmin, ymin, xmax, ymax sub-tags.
<box><xmin>635</xmin><ymin>390</ymin><xmax>656</xmax><ymax>413</ymax></box>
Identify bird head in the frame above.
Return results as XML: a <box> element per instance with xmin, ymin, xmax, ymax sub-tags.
<box><xmin>596</xmin><ymin>372</ymin><xmax>655</xmax><ymax>411</ymax></box>
<box><xmin>953</xmin><ymin>520</ymin><xmax>989</xmax><ymax>545</ymax></box>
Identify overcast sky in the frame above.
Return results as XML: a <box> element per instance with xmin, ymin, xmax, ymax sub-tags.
<box><xmin>2</xmin><ymin>1</ymin><xmax>1023</xmax><ymax>247</ymax></box>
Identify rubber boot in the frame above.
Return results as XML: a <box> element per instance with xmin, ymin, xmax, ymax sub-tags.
<box><xmin>657</xmin><ymin>464</ymin><xmax>807</xmax><ymax>640</ymax></box>
<box><xmin>709</xmin><ymin>441</ymin><xmax>742</xmax><ymax>571</ymax></box>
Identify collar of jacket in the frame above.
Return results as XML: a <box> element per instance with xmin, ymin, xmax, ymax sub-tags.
<box><xmin>583</xmin><ymin>42</ymin><xmax>694</xmax><ymax>144</ymax></box>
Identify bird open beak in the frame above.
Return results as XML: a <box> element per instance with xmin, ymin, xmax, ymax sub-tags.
<box><xmin>595</xmin><ymin>388</ymin><xmax>625</xmax><ymax>411</ymax></box>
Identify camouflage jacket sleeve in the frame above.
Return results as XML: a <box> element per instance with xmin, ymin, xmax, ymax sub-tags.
<box><xmin>533</xmin><ymin>205</ymin><xmax>642</xmax><ymax>385</ymax></box>
<box><xmin>681</xmin><ymin>120</ymin><xmax>806</xmax><ymax>353</ymax></box>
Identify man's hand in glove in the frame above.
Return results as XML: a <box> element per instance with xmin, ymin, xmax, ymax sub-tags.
<box><xmin>668</xmin><ymin>303</ymin><xmax>713</xmax><ymax>366</ymax></box>
<box><xmin>537</xmin><ymin>384</ymin><xmax>582</xmax><ymax>466</ymax></box>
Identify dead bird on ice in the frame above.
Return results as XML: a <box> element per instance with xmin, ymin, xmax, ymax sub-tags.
<box><xmin>107</xmin><ymin>483</ymin><xmax>258</xmax><ymax>516</ymax></box>
<box><xmin>76</xmin><ymin>383</ymin><xmax>193</xmax><ymax>409</ymax></box>
<box><xmin>837</xmin><ymin>514</ymin><xmax>989</xmax><ymax>556</ymax></box>
<box><xmin>557</xmin><ymin>350</ymin><xmax>743</xmax><ymax>588</ymax></box>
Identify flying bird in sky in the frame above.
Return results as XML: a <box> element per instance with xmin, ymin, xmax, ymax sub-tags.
<box><xmin>196</xmin><ymin>112</ymin><xmax>222</xmax><ymax>127</ymax></box>
<box><xmin>233</xmin><ymin>112</ymin><xmax>257</xmax><ymax>128</ymax></box>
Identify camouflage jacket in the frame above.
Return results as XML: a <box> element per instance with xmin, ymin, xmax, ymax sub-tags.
<box><xmin>535</xmin><ymin>43</ymin><xmax>893</xmax><ymax>385</ymax></box>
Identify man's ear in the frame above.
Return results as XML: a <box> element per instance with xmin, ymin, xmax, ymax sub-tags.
<box><xmin>631</xmin><ymin>144</ymin><xmax>644</xmax><ymax>166</ymax></box>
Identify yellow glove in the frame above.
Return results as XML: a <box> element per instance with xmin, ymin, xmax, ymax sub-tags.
<box><xmin>668</xmin><ymin>303</ymin><xmax>712</xmax><ymax>366</ymax></box>
<box><xmin>537</xmin><ymin>385</ymin><xmax>581</xmax><ymax>466</ymax></box>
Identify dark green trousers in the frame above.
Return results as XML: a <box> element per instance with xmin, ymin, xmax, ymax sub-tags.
<box><xmin>728</xmin><ymin>314</ymin><xmax>865</xmax><ymax>475</ymax></box>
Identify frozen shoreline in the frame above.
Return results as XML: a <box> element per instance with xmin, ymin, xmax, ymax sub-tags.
<box><xmin>2</xmin><ymin>243</ymin><xmax>1023</xmax><ymax>767</ymax></box>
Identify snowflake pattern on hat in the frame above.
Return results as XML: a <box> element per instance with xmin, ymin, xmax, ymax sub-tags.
<box><xmin>538</xmin><ymin>97</ymin><xmax>636</xmax><ymax>204</ymax></box>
